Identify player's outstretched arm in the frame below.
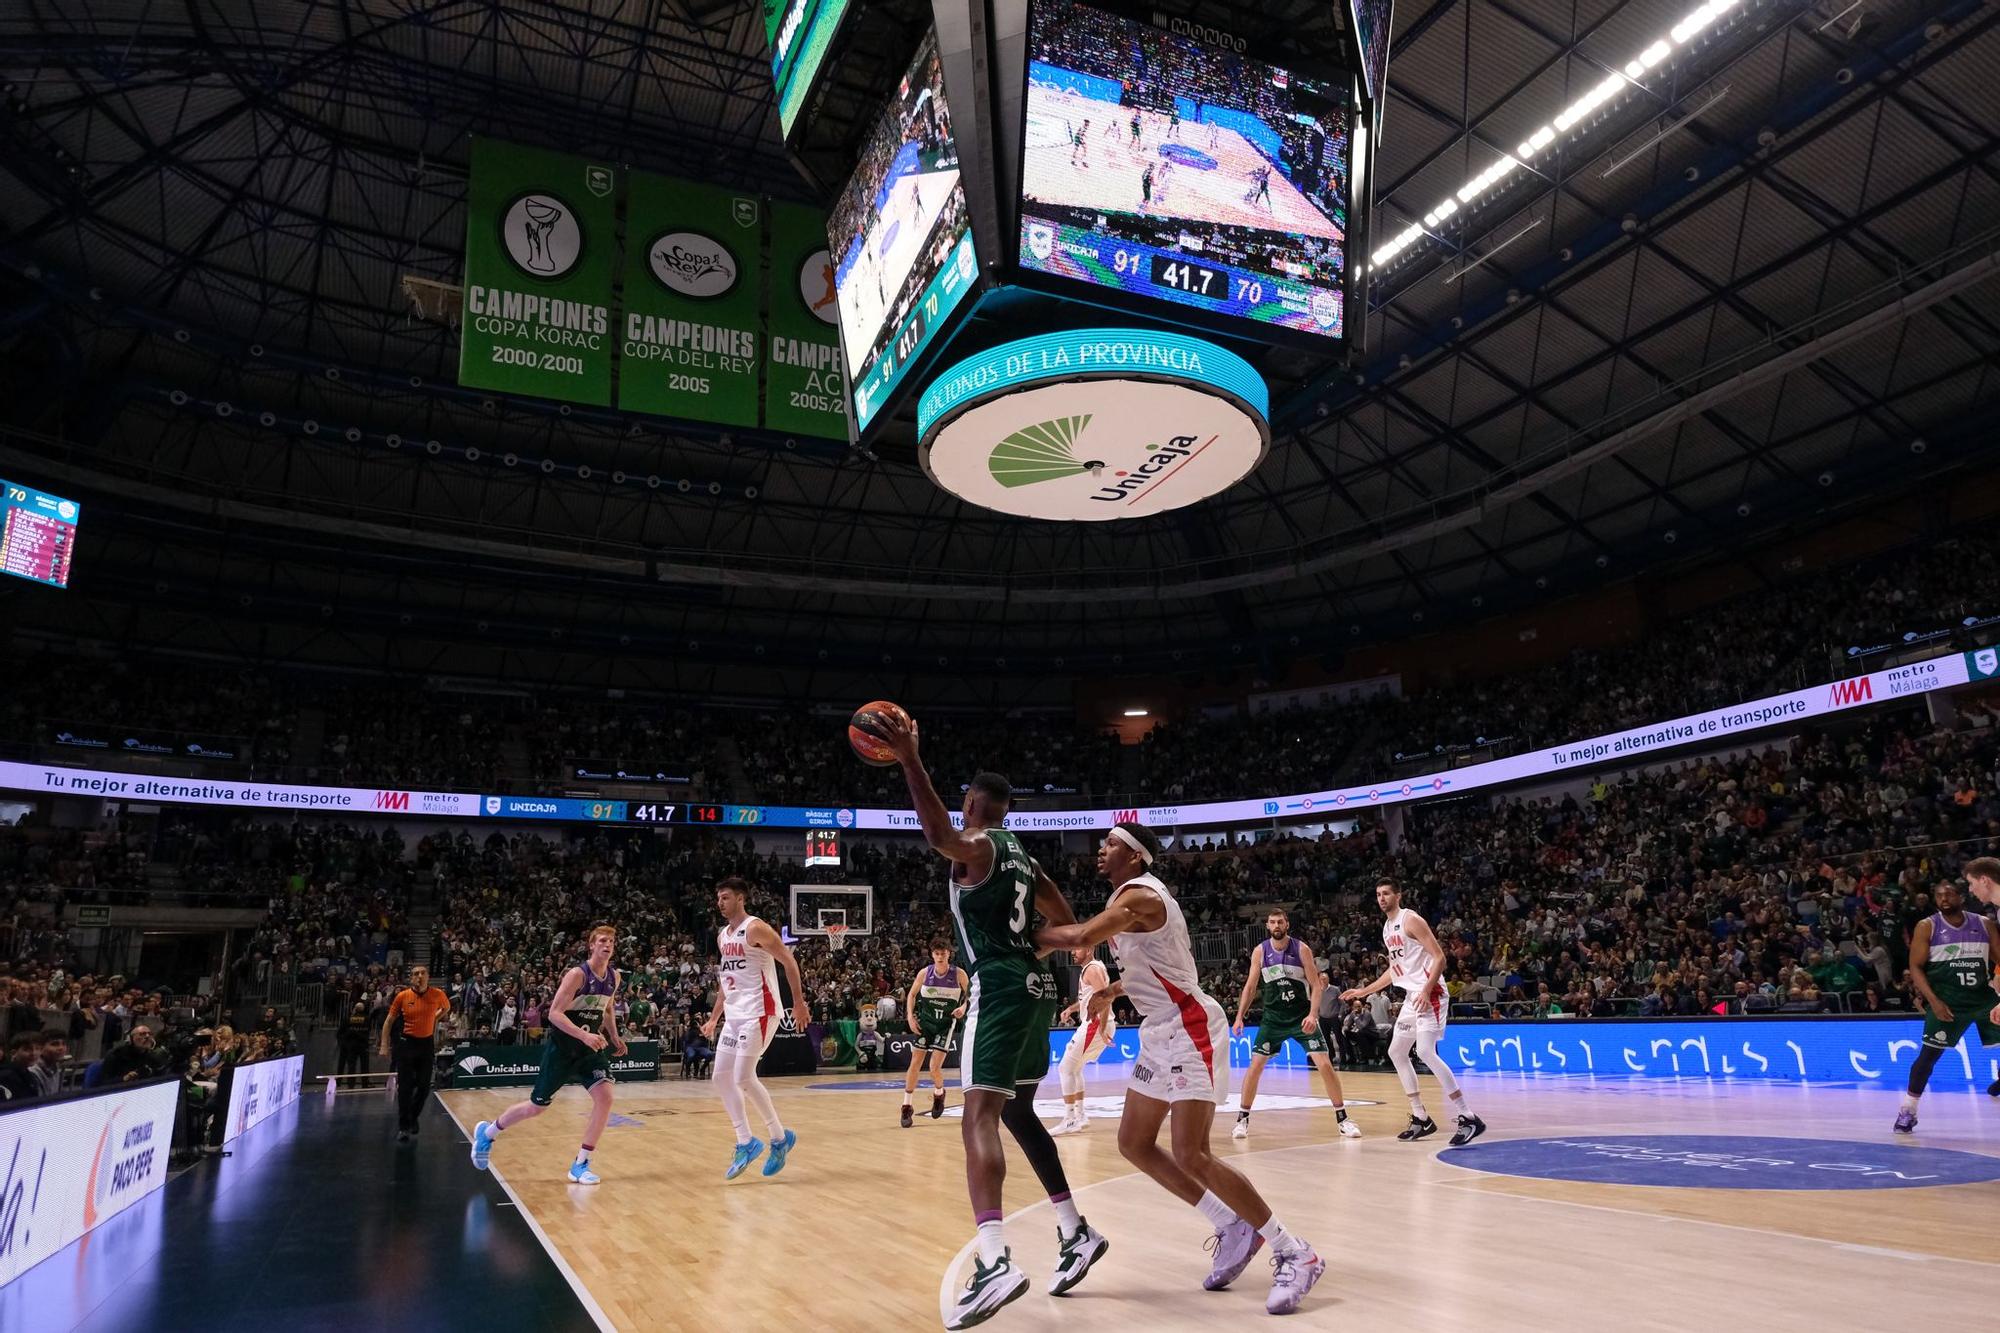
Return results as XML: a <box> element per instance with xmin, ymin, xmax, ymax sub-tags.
<box><xmin>1402</xmin><ymin>912</ymin><xmax>1447</xmax><ymax>997</ymax></box>
<box><xmin>1034</xmin><ymin>887</ymin><xmax>1165</xmax><ymax>954</ymax></box>
<box><xmin>1234</xmin><ymin>943</ymin><xmax>1262</xmax><ymax>1031</ymax></box>
<box><xmin>602</xmin><ymin>972</ymin><xmax>627</xmax><ymax>1056</ymax></box>
<box><xmin>1032</xmin><ymin>859</ymin><xmax>1077</xmax><ymax>929</ymax></box>
<box><xmin>1908</xmin><ymin>918</ymin><xmax>1946</xmax><ymax>1019</ymax></box>
<box><xmin>1340</xmin><ymin>965</ymin><xmax>1395</xmax><ymax>1002</ymax></box>
<box><xmin>546</xmin><ymin>968</ymin><xmax>600</xmax><ymax>1048</ymax></box>
<box><xmin>1299</xmin><ymin>942</ymin><xmax>1327</xmax><ymax>1032</ymax></box>
<box><xmin>872</xmin><ymin>709</ymin><xmax>991</xmax><ymax>871</ymax></box>
<box><xmin>751</xmin><ymin>918</ymin><xmax>812</xmax><ymax>1031</ymax></box>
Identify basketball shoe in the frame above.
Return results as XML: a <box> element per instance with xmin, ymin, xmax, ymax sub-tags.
<box><xmin>1048</xmin><ymin>1219</ymin><xmax>1109</xmax><ymax>1295</ymax></box>
<box><xmin>946</xmin><ymin>1250</ymin><xmax>1029</xmax><ymax>1329</ymax></box>
<box><xmin>725</xmin><ymin>1137</ymin><xmax>765</xmax><ymax>1179</ymax></box>
<box><xmin>1203</xmin><ymin>1217</ymin><xmax>1262</xmax><ymax>1290</ymax></box>
<box><xmin>1266</xmin><ymin>1244</ymin><xmax>1326</xmax><ymax>1315</ymax></box>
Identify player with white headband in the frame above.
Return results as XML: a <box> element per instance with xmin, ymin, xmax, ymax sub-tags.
<box><xmin>1034</xmin><ymin>821</ymin><xmax>1325</xmax><ymax>1315</ymax></box>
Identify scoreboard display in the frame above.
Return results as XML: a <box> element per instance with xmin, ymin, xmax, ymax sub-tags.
<box><xmin>0</xmin><ymin>480</ymin><xmax>79</xmax><ymax>588</ymax></box>
<box><xmin>805</xmin><ymin>829</ymin><xmax>842</xmax><ymax>867</ymax></box>
<box><xmin>1015</xmin><ymin>0</ymin><xmax>1355</xmax><ymax>348</ymax></box>
<box><xmin>766</xmin><ymin>0</ymin><xmax>853</xmax><ymax>139</ymax></box>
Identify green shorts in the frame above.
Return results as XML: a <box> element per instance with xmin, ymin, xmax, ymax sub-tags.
<box><xmin>1921</xmin><ymin>1002</ymin><xmax>2000</xmax><ymax>1050</ymax></box>
<box><xmin>912</xmin><ymin>1021</ymin><xmax>958</xmax><ymax>1054</ymax></box>
<box><xmin>961</xmin><ymin>959</ymin><xmax>1056</xmax><ymax>1096</ymax></box>
<box><xmin>1251</xmin><ymin>1019</ymin><xmax>1327</xmax><ymax>1059</ymax></box>
<box><xmin>530</xmin><ymin>1034</ymin><xmax>612</xmax><ymax>1106</ymax></box>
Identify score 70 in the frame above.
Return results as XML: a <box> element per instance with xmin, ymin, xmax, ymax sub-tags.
<box><xmin>3</xmin><ymin>486</ymin><xmax>24</xmax><ymax>503</ymax></box>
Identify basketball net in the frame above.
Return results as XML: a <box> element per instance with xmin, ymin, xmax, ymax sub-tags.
<box><xmin>826</xmin><ymin>923</ymin><xmax>848</xmax><ymax>953</ymax></box>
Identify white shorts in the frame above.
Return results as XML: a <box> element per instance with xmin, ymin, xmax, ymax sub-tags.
<box><xmin>1061</xmin><ymin>1015</ymin><xmax>1116</xmax><ymax>1069</ymax></box>
<box><xmin>1129</xmin><ymin>998</ymin><xmax>1229</xmax><ymax>1107</ymax></box>
<box><xmin>717</xmin><ymin>1013</ymin><xmax>779</xmax><ymax>1061</ymax></box>
<box><xmin>1394</xmin><ymin>986</ymin><xmax>1449</xmax><ymax>1037</ymax></box>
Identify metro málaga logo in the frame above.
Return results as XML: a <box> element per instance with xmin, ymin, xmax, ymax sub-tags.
<box><xmin>375</xmin><ymin>791</ymin><xmax>412</xmax><ymax>811</ymax></box>
<box><xmin>1826</xmin><ymin>678</ymin><xmax>1874</xmax><ymax>707</ymax></box>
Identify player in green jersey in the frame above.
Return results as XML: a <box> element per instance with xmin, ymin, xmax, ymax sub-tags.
<box><xmin>1896</xmin><ymin>878</ymin><xmax>2000</xmax><ymax>1133</ymax></box>
<box><xmin>1230</xmin><ymin>909</ymin><xmax>1359</xmax><ymax>1141</ymax></box>
<box><xmin>903</xmin><ymin>938</ymin><xmax>969</xmax><ymax>1127</ymax></box>
<box><xmin>871</xmin><ymin>708</ymin><xmax>1108</xmax><ymax>1329</ymax></box>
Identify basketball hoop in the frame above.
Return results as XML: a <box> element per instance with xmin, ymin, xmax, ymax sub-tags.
<box><xmin>826</xmin><ymin>923</ymin><xmax>849</xmax><ymax>953</ymax></box>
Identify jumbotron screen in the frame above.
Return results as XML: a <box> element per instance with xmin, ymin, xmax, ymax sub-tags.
<box><xmin>1017</xmin><ymin>0</ymin><xmax>1351</xmax><ymax>345</ymax></box>
<box><xmin>829</xmin><ymin>29</ymin><xmax>979</xmax><ymax>432</ymax></box>
<box><xmin>765</xmin><ymin>0</ymin><xmax>851</xmax><ymax>139</ymax></box>
<box><xmin>1350</xmin><ymin>0</ymin><xmax>1394</xmax><ymax>106</ymax></box>
<box><xmin>0</xmin><ymin>479</ymin><xmax>79</xmax><ymax>588</ymax></box>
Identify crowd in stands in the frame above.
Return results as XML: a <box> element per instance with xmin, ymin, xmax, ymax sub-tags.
<box><xmin>0</xmin><ymin>530</ymin><xmax>1991</xmax><ymax>817</ymax></box>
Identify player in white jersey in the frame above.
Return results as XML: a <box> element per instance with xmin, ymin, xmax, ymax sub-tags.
<box><xmin>1051</xmin><ymin>947</ymin><xmax>1116</xmax><ymax>1135</ymax></box>
<box><xmin>1034</xmin><ymin>822</ymin><xmax>1325</xmax><ymax>1316</ymax></box>
<box><xmin>1342</xmin><ymin>880</ymin><xmax>1485</xmax><ymax>1146</ymax></box>
<box><xmin>700</xmin><ymin>876</ymin><xmax>811</xmax><ymax>1179</ymax></box>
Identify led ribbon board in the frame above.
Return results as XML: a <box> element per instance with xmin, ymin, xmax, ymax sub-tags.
<box><xmin>916</xmin><ymin>328</ymin><xmax>1269</xmax><ymax>520</ymax></box>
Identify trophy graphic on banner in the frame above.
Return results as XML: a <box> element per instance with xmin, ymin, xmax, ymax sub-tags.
<box><xmin>520</xmin><ymin>196</ymin><xmax>565</xmax><ymax>273</ymax></box>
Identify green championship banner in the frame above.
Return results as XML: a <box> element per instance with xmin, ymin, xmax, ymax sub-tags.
<box><xmin>763</xmin><ymin>199</ymin><xmax>848</xmax><ymax>440</ymax></box>
<box><xmin>619</xmin><ymin>174</ymin><xmax>763</xmax><ymax>425</ymax></box>
<box><xmin>443</xmin><ymin>1039</ymin><xmax>663</xmax><ymax>1087</ymax></box>
<box><xmin>459</xmin><ymin>139</ymin><xmax>617</xmax><ymax>406</ymax></box>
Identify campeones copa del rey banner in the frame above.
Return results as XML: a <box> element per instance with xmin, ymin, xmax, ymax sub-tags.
<box><xmin>0</xmin><ymin>1078</ymin><xmax>179</xmax><ymax>1288</ymax></box>
<box><xmin>0</xmin><ymin>652</ymin><xmax>1975</xmax><ymax>829</ymax></box>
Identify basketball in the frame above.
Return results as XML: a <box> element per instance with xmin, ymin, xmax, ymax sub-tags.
<box><xmin>848</xmin><ymin>699</ymin><xmax>910</xmax><ymax>766</ymax></box>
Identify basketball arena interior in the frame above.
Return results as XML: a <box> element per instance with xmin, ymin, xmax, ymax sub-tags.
<box><xmin>3</xmin><ymin>1</ymin><xmax>2000</xmax><ymax>1329</ymax></box>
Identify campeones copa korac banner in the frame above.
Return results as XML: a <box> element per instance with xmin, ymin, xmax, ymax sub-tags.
<box><xmin>459</xmin><ymin>139</ymin><xmax>618</xmax><ymax>406</ymax></box>
<box><xmin>459</xmin><ymin>138</ymin><xmax>846</xmax><ymax>439</ymax></box>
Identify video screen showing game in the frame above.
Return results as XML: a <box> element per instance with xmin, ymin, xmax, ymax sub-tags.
<box><xmin>1018</xmin><ymin>0</ymin><xmax>1350</xmax><ymax>343</ymax></box>
<box><xmin>828</xmin><ymin>29</ymin><xmax>978</xmax><ymax>429</ymax></box>
<box><xmin>1350</xmin><ymin>0</ymin><xmax>1393</xmax><ymax>106</ymax></box>
<box><xmin>765</xmin><ymin>0</ymin><xmax>852</xmax><ymax>138</ymax></box>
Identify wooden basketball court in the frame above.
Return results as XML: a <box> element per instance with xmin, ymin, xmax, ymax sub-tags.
<box><xmin>438</xmin><ymin>1066</ymin><xmax>2000</xmax><ymax>1331</ymax></box>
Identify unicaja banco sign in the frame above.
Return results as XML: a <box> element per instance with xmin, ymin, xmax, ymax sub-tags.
<box><xmin>917</xmin><ymin>329</ymin><xmax>1268</xmax><ymax>521</ymax></box>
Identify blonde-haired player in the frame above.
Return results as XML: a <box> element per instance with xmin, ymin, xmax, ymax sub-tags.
<box><xmin>472</xmin><ymin>924</ymin><xmax>626</xmax><ymax>1184</ymax></box>
<box><xmin>703</xmin><ymin>875</ymin><xmax>811</xmax><ymax>1179</ymax></box>
<box><xmin>1036</xmin><ymin>822</ymin><xmax>1325</xmax><ymax>1315</ymax></box>
<box><xmin>1050</xmin><ymin>947</ymin><xmax>1116</xmax><ymax>1135</ymax></box>
<box><xmin>1342</xmin><ymin>881</ymin><xmax>1485</xmax><ymax>1146</ymax></box>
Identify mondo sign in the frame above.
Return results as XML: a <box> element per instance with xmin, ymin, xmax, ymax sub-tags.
<box><xmin>917</xmin><ymin>329</ymin><xmax>1269</xmax><ymax>520</ymax></box>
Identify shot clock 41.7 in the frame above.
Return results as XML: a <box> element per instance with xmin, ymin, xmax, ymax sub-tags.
<box><xmin>1149</xmin><ymin>255</ymin><xmax>1255</xmax><ymax>304</ymax></box>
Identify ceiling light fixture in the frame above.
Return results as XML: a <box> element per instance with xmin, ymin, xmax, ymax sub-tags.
<box><xmin>1370</xmin><ymin>0</ymin><xmax>1743</xmax><ymax>268</ymax></box>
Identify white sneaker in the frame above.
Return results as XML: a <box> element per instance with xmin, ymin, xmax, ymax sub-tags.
<box><xmin>1067</xmin><ymin>1109</ymin><xmax>1089</xmax><ymax>1133</ymax></box>
<box><xmin>1336</xmin><ymin>1114</ymin><xmax>1362</xmax><ymax>1139</ymax></box>
<box><xmin>1203</xmin><ymin>1217</ymin><xmax>1262</xmax><ymax>1290</ymax></box>
<box><xmin>947</xmin><ymin>1249</ymin><xmax>1030</xmax><ymax>1329</ymax></box>
<box><xmin>1232</xmin><ymin>1114</ymin><xmax>1250</xmax><ymax>1140</ymax></box>
<box><xmin>1050</xmin><ymin>1110</ymin><xmax>1082</xmax><ymax>1136</ymax></box>
<box><xmin>1047</xmin><ymin>1220</ymin><xmax>1109</xmax><ymax>1295</ymax></box>
<box><xmin>1266</xmin><ymin>1244</ymin><xmax>1325</xmax><ymax>1315</ymax></box>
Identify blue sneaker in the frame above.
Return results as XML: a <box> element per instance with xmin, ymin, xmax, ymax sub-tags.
<box><xmin>470</xmin><ymin>1121</ymin><xmax>496</xmax><ymax>1169</ymax></box>
<box><xmin>566</xmin><ymin>1160</ymin><xmax>600</xmax><ymax>1185</ymax></box>
<box><xmin>726</xmin><ymin>1137</ymin><xmax>765</xmax><ymax>1180</ymax></box>
<box><xmin>762</xmin><ymin>1129</ymin><xmax>797</xmax><ymax>1177</ymax></box>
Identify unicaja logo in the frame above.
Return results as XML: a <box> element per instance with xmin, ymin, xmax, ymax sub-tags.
<box><xmin>988</xmin><ymin>415</ymin><xmax>1204</xmax><ymax>505</ymax></box>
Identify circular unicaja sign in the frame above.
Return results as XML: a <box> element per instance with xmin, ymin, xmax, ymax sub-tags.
<box><xmin>916</xmin><ymin>329</ymin><xmax>1270</xmax><ymax>521</ymax></box>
